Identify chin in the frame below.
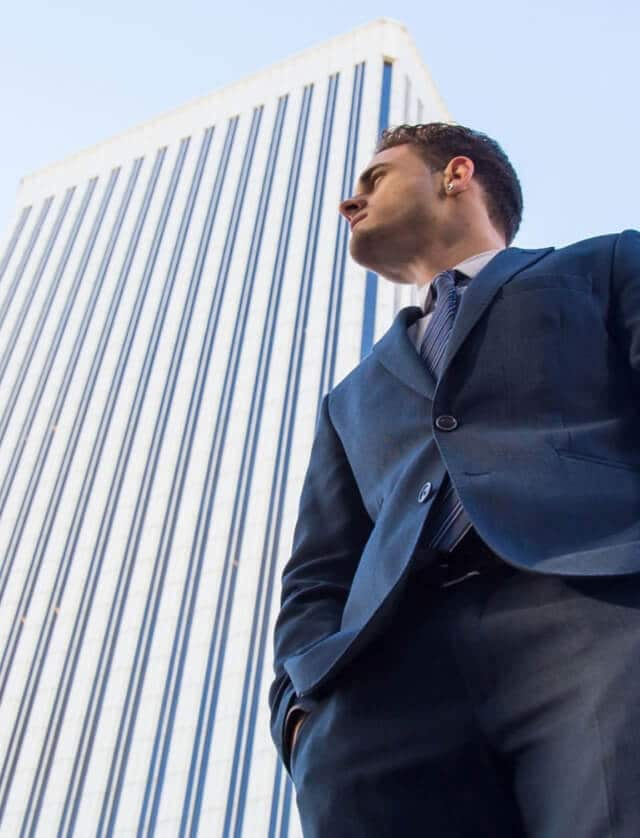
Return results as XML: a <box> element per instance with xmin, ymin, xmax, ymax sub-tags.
<box><xmin>349</xmin><ymin>230</ymin><xmax>383</xmax><ymax>272</ymax></box>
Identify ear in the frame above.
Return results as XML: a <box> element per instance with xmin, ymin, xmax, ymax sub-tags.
<box><xmin>443</xmin><ymin>156</ymin><xmax>475</xmax><ymax>193</ymax></box>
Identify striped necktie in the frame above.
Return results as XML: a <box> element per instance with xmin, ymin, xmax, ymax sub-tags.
<box><xmin>419</xmin><ymin>269</ymin><xmax>472</xmax><ymax>552</ymax></box>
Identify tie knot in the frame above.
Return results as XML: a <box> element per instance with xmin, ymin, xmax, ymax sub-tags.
<box><xmin>432</xmin><ymin>269</ymin><xmax>457</xmax><ymax>299</ymax></box>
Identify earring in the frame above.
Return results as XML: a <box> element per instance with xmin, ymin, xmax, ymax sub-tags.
<box><xmin>447</xmin><ymin>183</ymin><xmax>454</xmax><ymax>192</ymax></box>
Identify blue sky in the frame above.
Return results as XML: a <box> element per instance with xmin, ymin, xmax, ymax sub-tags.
<box><xmin>1</xmin><ymin>0</ymin><xmax>638</xmax><ymax>248</ymax></box>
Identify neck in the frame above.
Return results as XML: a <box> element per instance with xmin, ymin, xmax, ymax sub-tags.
<box><xmin>382</xmin><ymin>230</ymin><xmax>506</xmax><ymax>286</ymax></box>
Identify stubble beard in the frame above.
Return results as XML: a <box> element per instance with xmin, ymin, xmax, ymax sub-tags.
<box><xmin>349</xmin><ymin>217</ymin><xmax>431</xmax><ymax>280</ymax></box>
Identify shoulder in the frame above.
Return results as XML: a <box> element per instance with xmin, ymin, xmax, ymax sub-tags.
<box><xmin>519</xmin><ymin>230</ymin><xmax>637</xmax><ymax>279</ymax></box>
<box><xmin>325</xmin><ymin>350</ymin><xmax>380</xmax><ymax>410</ymax></box>
<box><xmin>546</xmin><ymin>229</ymin><xmax>637</xmax><ymax>260</ymax></box>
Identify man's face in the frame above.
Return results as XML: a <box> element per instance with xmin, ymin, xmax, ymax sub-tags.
<box><xmin>339</xmin><ymin>143</ymin><xmax>444</xmax><ymax>277</ymax></box>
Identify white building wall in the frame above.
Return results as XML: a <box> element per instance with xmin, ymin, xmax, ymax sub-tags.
<box><xmin>0</xmin><ymin>18</ymin><xmax>451</xmax><ymax>837</ymax></box>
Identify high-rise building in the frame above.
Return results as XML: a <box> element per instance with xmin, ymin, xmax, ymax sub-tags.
<box><xmin>0</xmin><ymin>18</ymin><xmax>450</xmax><ymax>836</ymax></box>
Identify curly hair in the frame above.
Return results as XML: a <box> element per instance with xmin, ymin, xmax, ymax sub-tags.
<box><xmin>375</xmin><ymin>123</ymin><xmax>523</xmax><ymax>245</ymax></box>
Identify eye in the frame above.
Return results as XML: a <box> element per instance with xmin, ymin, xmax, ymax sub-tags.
<box><xmin>372</xmin><ymin>172</ymin><xmax>384</xmax><ymax>187</ymax></box>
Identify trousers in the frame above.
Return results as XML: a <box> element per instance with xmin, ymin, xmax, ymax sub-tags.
<box><xmin>290</xmin><ymin>542</ymin><xmax>640</xmax><ymax>837</ymax></box>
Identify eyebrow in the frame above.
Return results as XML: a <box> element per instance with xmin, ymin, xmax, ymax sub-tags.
<box><xmin>355</xmin><ymin>162</ymin><xmax>390</xmax><ymax>194</ymax></box>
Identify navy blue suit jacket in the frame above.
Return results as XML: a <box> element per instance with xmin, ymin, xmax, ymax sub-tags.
<box><xmin>269</xmin><ymin>229</ymin><xmax>640</xmax><ymax>775</ymax></box>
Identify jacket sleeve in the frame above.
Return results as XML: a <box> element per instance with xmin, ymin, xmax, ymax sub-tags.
<box><xmin>268</xmin><ymin>392</ymin><xmax>373</xmax><ymax>776</ymax></box>
<box><xmin>611</xmin><ymin>229</ymin><xmax>640</xmax><ymax>374</ymax></box>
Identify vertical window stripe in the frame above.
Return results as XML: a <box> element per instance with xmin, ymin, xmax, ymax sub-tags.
<box><xmin>360</xmin><ymin>59</ymin><xmax>393</xmax><ymax>359</ymax></box>
<box><xmin>0</xmin><ymin>205</ymin><xmax>32</xmax><ymax>285</ymax></box>
<box><xmin>317</xmin><ymin>61</ymin><xmax>365</xmax><ymax>408</ymax></box>
<box><xmin>0</xmin><ymin>196</ymin><xmax>53</xmax><ymax>332</ymax></box>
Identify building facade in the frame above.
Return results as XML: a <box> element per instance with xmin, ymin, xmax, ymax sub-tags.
<box><xmin>0</xmin><ymin>19</ymin><xmax>450</xmax><ymax>836</ymax></box>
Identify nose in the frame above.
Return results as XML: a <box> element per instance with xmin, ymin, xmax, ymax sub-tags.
<box><xmin>338</xmin><ymin>195</ymin><xmax>366</xmax><ymax>222</ymax></box>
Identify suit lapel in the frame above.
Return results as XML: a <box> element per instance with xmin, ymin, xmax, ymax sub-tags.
<box><xmin>372</xmin><ymin>246</ymin><xmax>554</xmax><ymax>399</ymax></box>
<box><xmin>372</xmin><ymin>306</ymin><xmax>437</xmax><ymax>399</ymax></box>
<box><xmin>439</xmin><ymin>246</ymin><xmax>554</xmax><ymax>381</ymax></box>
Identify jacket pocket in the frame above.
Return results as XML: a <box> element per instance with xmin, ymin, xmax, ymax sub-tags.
<box><xmin>555</xmin><ymin>447</ymin><xmax>640</xmax><ymax>473</ymax></box>
<box><xmin>289</xmin><ymin>709</ymin><xmax>317</xmax><ymax>775</ymax></box>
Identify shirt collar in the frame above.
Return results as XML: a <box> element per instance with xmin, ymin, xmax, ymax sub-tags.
<box><xmin>416</xmin><ymin>248</ymin><xmax>505</xmax><ymax>312</ymax></box>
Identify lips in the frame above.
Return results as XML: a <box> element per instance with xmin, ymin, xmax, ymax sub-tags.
<box><xmin>350</xmin><ymin>212</ymin><xmax>367</xmax><ymax>230</ymax></box>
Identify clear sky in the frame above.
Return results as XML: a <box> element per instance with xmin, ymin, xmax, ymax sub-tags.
<box><xmin>1</xmin><ymin>0</ymin><xmax>638</xmax><ymax>248</ymax></box>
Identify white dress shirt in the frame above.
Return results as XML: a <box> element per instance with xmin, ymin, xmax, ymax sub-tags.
<box><xmin>408</xmin><ymin>248</ymin><xmax>505</xmax><ymax>351</ymax></box>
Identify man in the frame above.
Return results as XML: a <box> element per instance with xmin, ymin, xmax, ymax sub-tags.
<box><xmin>268</xmin><ymin>122</ymin><xmax>640</xmax><ymax>836</ymax></box>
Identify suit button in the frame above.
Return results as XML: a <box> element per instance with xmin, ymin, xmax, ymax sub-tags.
<box><xmin>435</xmin><ymin>414</ymin><xmax>458</xmax><ymax>431</ymax></box>
<box><xmin>417</xmin><ymin>482</ymin><xmax>432</xmax><ymax>503</ymax></box>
